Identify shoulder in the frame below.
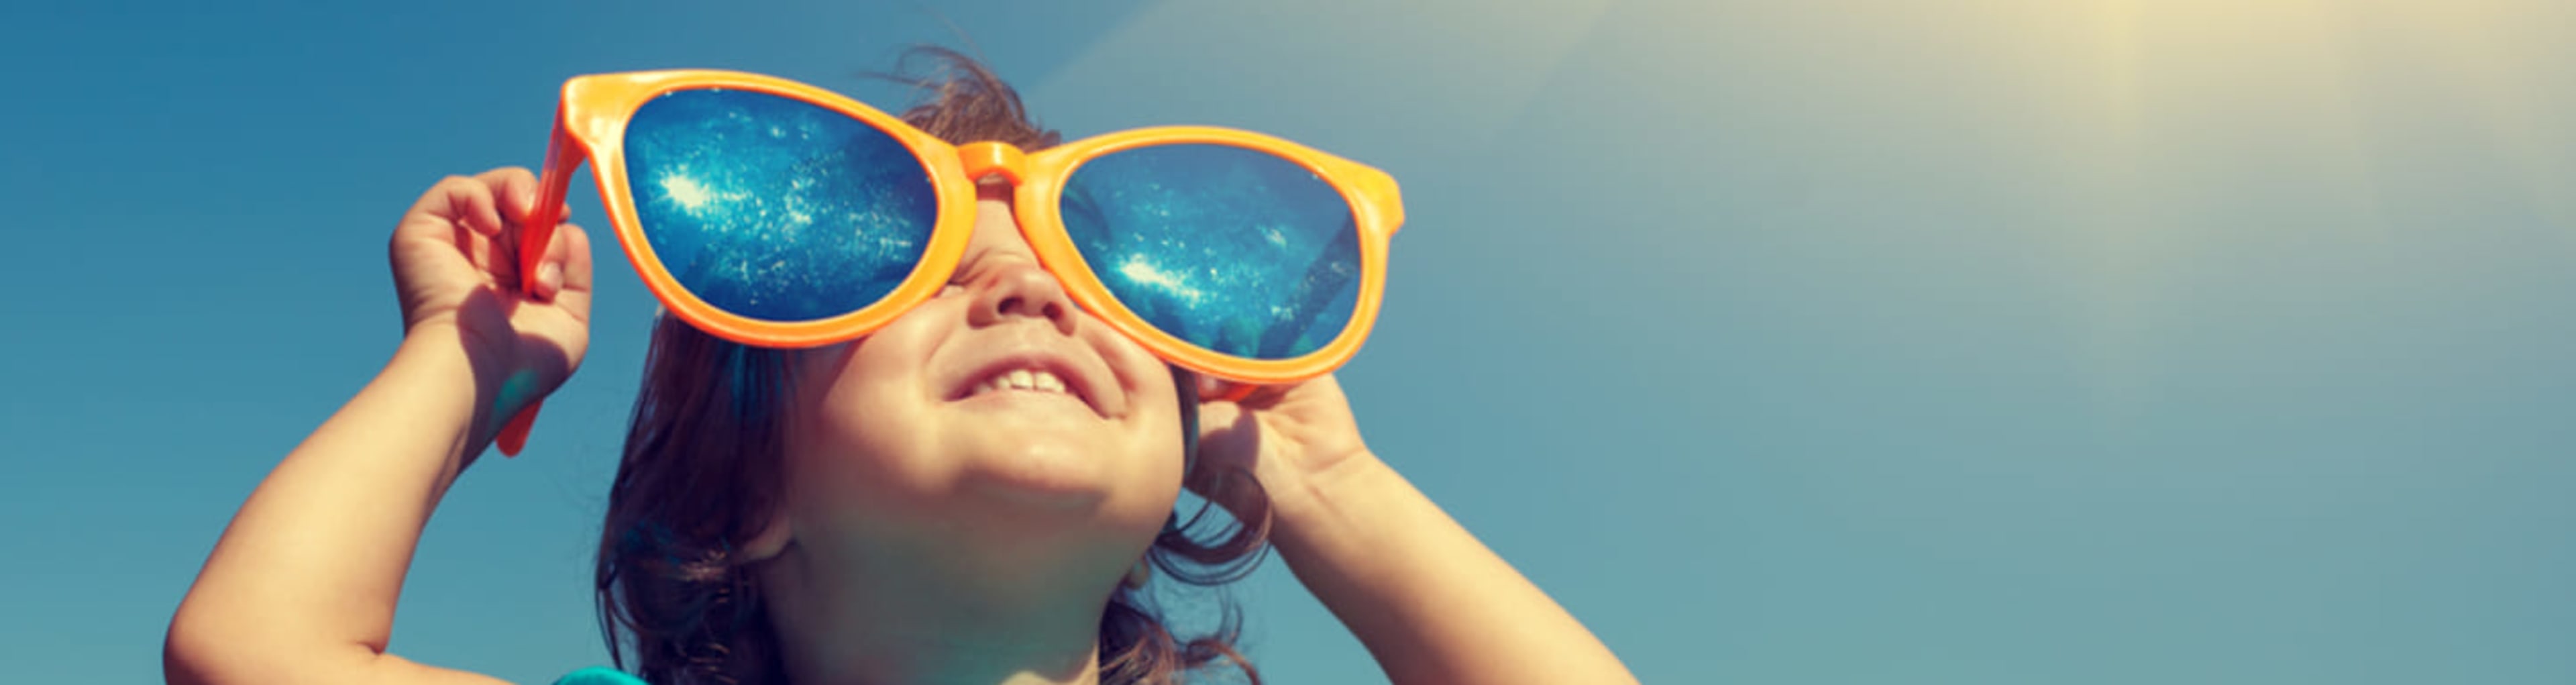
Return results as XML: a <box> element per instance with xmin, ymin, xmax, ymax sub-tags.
<box><xmin>551</xmin><ymin>666</ymin><xmax>650</xmax><ymax>685</ymax></box>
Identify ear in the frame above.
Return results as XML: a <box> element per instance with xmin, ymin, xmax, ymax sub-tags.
<box><xmin>743</xmin><ymin>509</ymin><xmax>795</xmax><ymax>561</ymax></box>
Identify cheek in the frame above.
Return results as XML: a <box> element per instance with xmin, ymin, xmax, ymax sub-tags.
<box><xmin>805</xmin><ymin>366</ymin><xmax>917</xmax><ymax>459</ymax></box>
<box><xmin>1099</xmin><ymin>340</ymin><xmax>1190</xmax><ymax>484</ymax></box>
<box><xmin>784</xmin><ymin>332</ymin><xmax>947</xmax><ymax>505</ymax></box>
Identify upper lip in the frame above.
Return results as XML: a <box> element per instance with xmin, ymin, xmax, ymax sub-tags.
<box><xmin>947</xmin><ymin>348</ymin><xmax>1113</xmax><ymax>418</ymax></box>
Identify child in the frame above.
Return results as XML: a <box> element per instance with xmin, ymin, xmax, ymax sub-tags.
<box><xmin>165</xmin><ymin>48</ymin><xmax>1638</xmax><ymax>685</ymax></box>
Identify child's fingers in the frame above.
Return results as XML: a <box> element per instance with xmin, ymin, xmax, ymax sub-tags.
<box><xmin>476</xmin><ymin>166</ymin><xmax>541</xmax><ymax>225</ymax></box>
<box><xmin>471</xmin><ymin>168</ymin><xmax>538</xmax><ymax>284</ymax></box>
<box><xmin>415</xmin><ymin>174</ymin><xmax>507</xmax><ymax>238</ymax></box>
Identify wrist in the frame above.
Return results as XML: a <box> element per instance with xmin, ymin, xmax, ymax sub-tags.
<box><xmin>1265</xmin><ymin>450</ymin><xmax>1401</xmax><ymax>564</ymax></box>
<box><xmin>399</xmin><ymin>320</ymin><xmax>507</xmax><ymax>390</ymax></box>
<box><xmin>389</xmin><ymin>324</ymin><xmax>511</xmax><ymax>460</ymax></box>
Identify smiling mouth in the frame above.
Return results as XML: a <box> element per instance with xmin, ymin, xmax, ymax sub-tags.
<box><xmin>971</xmin><ymin>368</ymin><xmax>1071</xmax><ymax>396</ymax></box>
<box><xmin>957</xmin><ymin>366</ymin><xmax>1100</xmax><ymax>415</ymax></box>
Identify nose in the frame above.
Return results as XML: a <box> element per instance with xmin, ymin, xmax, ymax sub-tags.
<box><xmin>965</xmin><ymin>259</ymin><xmax>1077</xmax><ymax>336</ymax></box>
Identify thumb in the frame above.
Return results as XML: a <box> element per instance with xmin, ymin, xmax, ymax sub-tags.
<box><xmin>1193</xmin><ymin>397</ymin><xmax>1262</xmax><ymax>473</ymax></box>
<box><xmin>531</xmin><ymin>222</ymin><xmax>596</xmax><ymax>311</ymax></box>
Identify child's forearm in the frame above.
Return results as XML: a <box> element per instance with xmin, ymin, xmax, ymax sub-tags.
<box><xmin>1273</xmin><ymin>454</ymin><xmax>1640</xmax><ymax>685</ymax></box>
<box><xmin>166</xmin><ymin>329</ymin><xmax>506</xmax><ymax>685</ymax></box>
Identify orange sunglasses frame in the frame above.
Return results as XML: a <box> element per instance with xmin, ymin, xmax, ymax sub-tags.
<box><xmin>495</xmin><ymin>69</ymin><xmax>1403</xmax><ymax>456</ymax></box>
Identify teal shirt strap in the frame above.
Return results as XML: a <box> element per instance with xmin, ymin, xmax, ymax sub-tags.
<box><xmin>551</xmin><ymin>666</ymin><xmax>649</xmax><ymax>685</ymax></box>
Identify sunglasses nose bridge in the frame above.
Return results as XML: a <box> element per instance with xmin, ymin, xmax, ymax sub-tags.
<box><xmin>956</xmin><ymin>142</ymin><xmax>1030</xmax><ymax>186</ymax></box>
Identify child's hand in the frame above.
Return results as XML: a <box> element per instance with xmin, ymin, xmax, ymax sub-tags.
<box><xmin>1191</xmin><ymin>374</ymin><xmax>1377</xmax><ymax>524</ymax></box>
<box><xmin>1193</xmin><ymin>376</ymin><xmax>1642</xmax><ymax>685</ymax></box>
<box><xmin>388</xmin><ymin>168</ymin><xmax>594</xmax><ymax>413</ymax></box>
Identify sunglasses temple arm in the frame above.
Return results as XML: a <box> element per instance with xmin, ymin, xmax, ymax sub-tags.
<box><xmin>495</xmin><ymin>115</ymin><xmax>585</xmax><ymax>458</ymax></box>
<box><xmin>1214</xmin><ymin>382</ymin><xmax>1258</xmax><ymax>403</ymax></box>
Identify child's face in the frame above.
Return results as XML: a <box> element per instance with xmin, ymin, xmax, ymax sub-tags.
<box><xmin>774</xmin><ymin>180</ymin><xmax>1186</xmax><ymax>581</ymax></box>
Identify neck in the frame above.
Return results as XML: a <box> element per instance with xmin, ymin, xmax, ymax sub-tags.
<box><xmin>763</xmin><ymin>541</ymin><xmax>1118</xmax><ymax>685</ymax></box>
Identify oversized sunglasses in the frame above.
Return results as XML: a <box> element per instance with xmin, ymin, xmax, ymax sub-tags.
<box><xmin>495</xmin><ymin>70</ymin><xmax>1403</xmax><ymax>455</ymax></box>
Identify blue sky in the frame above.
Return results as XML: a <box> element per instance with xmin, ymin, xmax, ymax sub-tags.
<box><xmin>3</xmin><ymin>1</ymin><xmax>2573</xmax><ymax>682</ymax></box>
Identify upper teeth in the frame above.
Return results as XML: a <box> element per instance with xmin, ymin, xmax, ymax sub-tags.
<box><xmin>976</xmin><ymin>368</ymin><xmax>1069</xmax><ymax>396</ymax></box>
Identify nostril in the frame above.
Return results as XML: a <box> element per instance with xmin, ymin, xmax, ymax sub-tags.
<box><xmin>969</xmin><ymin>262</ymin><xmax>1078</xmax><ymax>332</ymax></box>
<box><xmin>993</xmin><ymin>291</ymin><xmax>1063</xmax><ymax>318</ymax></box>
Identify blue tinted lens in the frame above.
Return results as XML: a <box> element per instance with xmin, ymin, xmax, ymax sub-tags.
<box><xmin>623</xmin><ymin>88</ymin><xmax>936</xmax><ymax>323</ymax></box>
<box><xmin>1061</xmin><ymin>144</ymin><xmax>1361</xmax><ymax>360</ymax></box>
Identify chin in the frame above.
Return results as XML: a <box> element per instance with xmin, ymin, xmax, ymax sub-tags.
<box><xmin>959</xmin><ymin>447</ymin><xmax>1120</xmax><ymax>509</ymax></box>
<box><xmin>947</xmin><ymin>437</ymin><xmax>1182</xmax><ymax>540</ymax></box>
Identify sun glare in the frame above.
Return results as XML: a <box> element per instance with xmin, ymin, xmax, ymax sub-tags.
<box><xmin>1118</xmin><ymin>254</ymin><xmax>1207</xmax><ymax>303</ymax></box>
<box><xmin>659</xmin><ymin>173</ymin><xmax>716</xmax><ymax>211</ymax></box>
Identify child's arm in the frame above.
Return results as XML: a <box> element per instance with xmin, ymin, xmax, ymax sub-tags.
<box><xmin>1197</xmin><ymin>377</ymin><xmax>1640</xmax><ymax>685</ymax></box>
<box><xmin>1275</xmin><ymin>455</ymin><xmax>1641</xmax><ymax>685</ymax></box>
<box><xmin>165</xmin><ymin>333</ymin><xmax>513</xmax><ymax>685</ymax></box>
<box><xmin>166</xmin><ymin>169</ymin><xmax>594</xmax><ymax>685</ymax></box>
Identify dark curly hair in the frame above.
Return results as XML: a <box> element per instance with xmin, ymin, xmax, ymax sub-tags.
<box><xmin>591</xmin><ymin>47</ymin><xmax>1273</xmax><ymax>685</ymax></box>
